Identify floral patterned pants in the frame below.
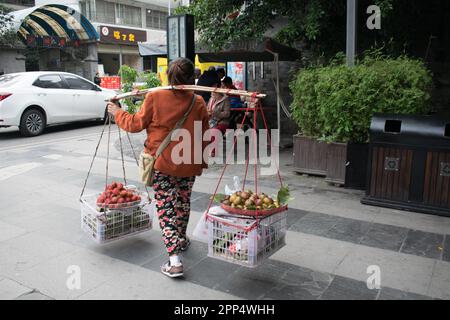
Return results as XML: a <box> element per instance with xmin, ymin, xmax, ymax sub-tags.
<box><xmin>152</xmin><ymin>171</ymin><xmax>196</xmax><ymax>256</ymax></box>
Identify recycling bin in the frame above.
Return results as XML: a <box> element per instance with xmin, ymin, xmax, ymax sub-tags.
<box><xmin>361</xmin><ymin>113</ymin><xmax>450</xmax><ymax>217</ymax></box>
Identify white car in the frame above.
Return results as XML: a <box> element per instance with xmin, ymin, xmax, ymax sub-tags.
<box><xmin>0</xmin><ymin>71</ymin><xmax>117</xmax><ymax>136</ymax></box>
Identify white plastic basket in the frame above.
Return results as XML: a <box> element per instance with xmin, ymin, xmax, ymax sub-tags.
<box><xmin>207</xmin><ymin>210</ymin><xmax>287</xmax><ymax>267</ymax></box>
<box><xmin>80</xmin><ymin>192</ymin><xmax>154</xmax><ymax>244</ymax></box>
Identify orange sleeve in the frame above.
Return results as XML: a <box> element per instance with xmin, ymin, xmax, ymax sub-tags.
<box><xmin>115</xmin><ymin>93</ymin><xmax>154</xmax><ymax>133</ymax></box>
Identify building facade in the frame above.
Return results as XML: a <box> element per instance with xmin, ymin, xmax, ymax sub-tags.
<box><xmin>40</xmin><ymin>0</ymin><xmax>179</xmax><ymax>76</ymax></box>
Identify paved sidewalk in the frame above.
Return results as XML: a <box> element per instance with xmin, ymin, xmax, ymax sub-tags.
<box><xmin>0</xmin><ymin>130</ymin><xmax>449</xmax><ymax>300</ymax></box>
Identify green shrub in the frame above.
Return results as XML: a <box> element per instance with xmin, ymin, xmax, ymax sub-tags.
<box><xmin>290</xmin><ymin>55</ymin><xmax>433</xmax><ymax>143</ymax></box>
<box><xmin>118</xmin><ymin>65</ymin><xmax>161</xmax><ymax>114</ymax></box>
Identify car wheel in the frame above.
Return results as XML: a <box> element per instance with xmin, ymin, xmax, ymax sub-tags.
<box><xmin>19</xmin><ymin>108</ymin><xmax>46</xmax><ymax>136</ymax></box>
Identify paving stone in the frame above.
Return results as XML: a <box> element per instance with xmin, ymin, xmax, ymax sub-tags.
<box><xmin>182</xmin><ymin>257</ymin><xmax>241</xmax><ymax>289</ymax></box>
<box><xmin>286</xmin><ymin>208</ymin><xmax>308</xmax><ymax>227</ymax></box>
<box><xmin>326</xmin><ymin>218</ymin><xmax>372</xmax><ymax>243</ymax></box>
<box><xmin>215</xmin><ymin>264</ymin><xmax>284</xmax><ymax>299</ymax></box>
<box><xmin>334</xmin><ymin>244</ymin><xmax>435</xmax><ymax>296</ymax></box>
<box><xmin>95</xmin><ymin>231</ymin><xmax>165</xmax><ymax>266</ymax></box>
<box><xmin>319</xmin><ymin>276</ymin><xmax>379</xmax><ymax>300</ymax></box>
<box><xmin>289</xmin><ymin>212</ymin><xmax>341</xmax><ymax>236</ymax></box>
<box><xmin>0</xmin><ymin>278</ymin><xmax>33</xmax><ymax>300</ymax></box>
<box><xmin>15</xmin><ymin>290</ymin><xmax>54</xmax><ymax>300</ymax></box>
<box><xmin>378</xmin><ymin>287</ymin><xmax>433</xmax><ymax>300</ymax></box>
<box><xmin>443</xmin><ymin>236</ymin><xmax>450</xmax><ymax>262</ymax></box>
<box><xmin>179</xmin><ymin>241</ymin><xmax>209</xmax><ymax>271</ymax></box>
<box><xmin>0</xmin><ymin>221</ymin><xmax>27</xmax><ymax>243</ymax></box>
<box><xmin>400</xmin><ymin>230</ymin><xmax>444</xmax><ymax>259</ymax></box>
<box><xmin>359</xmin><ymin>223</ymin><xmax>409</xmax><ymax>251</ymax></box>
<box><xmin>190</xmin><ymin>192</ymin><xmax>212</xmax><ymax>212</ymax></box>
<box><xmin>264</xmin><ymin>264</ymin><xmax>334</xmax><ymax>300</ymax></box>
<box><xmin>428</xmin><ymin>261</ymin><xmax>450</xmax><ymax>300</ymax></box>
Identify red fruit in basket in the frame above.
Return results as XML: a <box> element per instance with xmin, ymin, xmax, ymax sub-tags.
<box><xmin>132</xmin><ymin>195</ymin><xmax>139</xmax><ymax>202</ymax></box>
<box><xmin>120</xmin><ymin>190</ymin><xmax>128</xmax><ymax>197</ymax></box>
<box><xmin>105</xmin><ymin>199</ymin><xmax>110</xmax><ymax>205</ymax></box>
<box><xmin>97</xmin><ymin>195</ymin><xmax>105</xmax><ymax>203</ymax></box>
<box><xmin>117</xmin><ymin>183</ymin><xmax>124</xmax><ymax>190</ymax></box>
<box><xmin>111</xmin><ymin>197</ymin><xmax>118</xmax><ymax>204</ymax></box>
<box><xmin>112</xmin><ymin>188</ymin><xmax>120</xmax><ymax>196</ymax></box>
<box><xmin>118</xmin><ymin>198</ymin><xmax>125</xmax><ymax>204</ymax></box>
<box><xmin>125</xmin><ymin>197</ymin><xmax>132</xmax><ymax>203</ymax></box>
<box><xmin>111</xmin><ymin>182</ymin><xmax>117</xmax><ymax>189</ymax></box>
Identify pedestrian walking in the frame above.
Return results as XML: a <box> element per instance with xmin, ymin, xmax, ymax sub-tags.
<box><xmin>107</xmin><ymin>58</ymin><xmax>210</xmax><ymax>278</ymax></box>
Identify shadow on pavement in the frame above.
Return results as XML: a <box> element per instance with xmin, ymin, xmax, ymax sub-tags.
<box><xmin>0</xmin><ymin>120</ymin><xmax>104</xmax><ymax>140</ymax></box>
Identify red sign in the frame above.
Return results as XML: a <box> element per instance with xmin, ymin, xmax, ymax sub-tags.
<box><xmin>100</xmin><ymin>76</ymin><xmax>121</xmax><ymax>90</ymax></box>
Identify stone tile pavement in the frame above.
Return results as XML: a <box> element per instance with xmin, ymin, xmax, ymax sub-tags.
<box><xmin>0</xmin><ymin>129</ymin><xmax>449</xmax><ymax>300</ymax></box>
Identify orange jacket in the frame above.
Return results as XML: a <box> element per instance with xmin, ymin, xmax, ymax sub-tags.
<box><xmin>115</xmin><ymin>90</ymin><xmax>210</xmax><ymax>177</ymax></box>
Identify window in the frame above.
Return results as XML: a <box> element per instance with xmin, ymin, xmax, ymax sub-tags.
<box><xmin>146</xmin><ymin>9</ymin><xmax>168</xmax><ymax>30</ymax></box>
<box><xmin>95</xmin><ymin>0</ymin><xmax>116</xmax><ymax>24</ymax></box>
<box><xmin>63</xmin><ymin>75</ymin><xmax>94</xmax><ymax>90</ymax></box>
<box><xmin>33</xmin><ymin>75</ymin><xmax>66</xmax><ymax>89</ymax></box>
<box><xmin>117</xmin><ymin>4</ymin><xmax>142</xmax><ymax>27</ymax></box>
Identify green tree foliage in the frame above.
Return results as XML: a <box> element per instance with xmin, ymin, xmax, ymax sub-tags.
<box><xmin>176</xmin><ymin>1</ymin><xmax>395</xmax><ymax>53</ymax></box>
<box><xmin>290</xmin><ymin>54</ymin><xmax>433</xmax><ymax>143</ymax></box>
<box><xmin>176</xmin><ymin>0</ymin><xmax>448</xmax><ymax>64</ymax></box>
<box><xmin>0</xmin><ymin>4</ymin><xmax>19</xmax><ymax>47</ymax></box>
<box><xmin>118</xmin><ymin>65</ymin><xmax>161</xmax><ymax>114</ymax></box>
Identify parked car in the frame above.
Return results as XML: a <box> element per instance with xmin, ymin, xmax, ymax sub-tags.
<box><xmin>0</xmin><ymin>71</ymin><xmax>117</xmax><ymax>136</ymax></box>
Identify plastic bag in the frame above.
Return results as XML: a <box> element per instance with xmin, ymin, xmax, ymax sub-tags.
<box><xmin>150</xmin><ymin>200</ymin><xmax>159</xmax><ymax>229</ymax></box>
<box><xmin>225</xmin><ymin>176</ymin><xmax>241</xmax><ymax>195</ymax></box>
<box><xmin>192</xmin><ymin>211</ymin><xmax>209</xmax><ymax>243</ymax></box>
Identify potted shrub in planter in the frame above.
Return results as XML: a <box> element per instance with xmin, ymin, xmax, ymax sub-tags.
<box><xmin>290</xmin><ymin>66</ymin><xmax>328</xmax><ymax>176</ymax></box>
<box><xmin>290</xmin><ymin>55</ymin><xmax>432</xmax><ymax>189</ymax></box>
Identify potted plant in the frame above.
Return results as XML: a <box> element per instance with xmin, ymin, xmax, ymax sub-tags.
<box><xmin>290</xmin><ymin>67</ymin><xmax>328</xmax><ymax>176</ymax></box>
<box><xmin>290</xmin><ymin>54</ymin><xmax>432</xmax><ymax>188</ymax></box>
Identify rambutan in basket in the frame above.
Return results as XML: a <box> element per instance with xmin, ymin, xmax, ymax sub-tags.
<box><xmin>80</xmin><ymin>191</ymin><xmax>154</xmax><ymax>244</ymax></box>
<box><xmin>79</xmin><ymin>115</ymin><xmax>153</xmax><ymax>244</ymax></box>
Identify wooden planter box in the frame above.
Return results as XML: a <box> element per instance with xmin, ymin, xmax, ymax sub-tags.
<box><xmin>293</xmin><ymin>135</ymin><xmax>328</xmax><ymax>176</ymax></box>
<box><xmin>325</xmin><ymin>142</ymin><xmax>369</xmax><ymax>189</ymax></box>
<box><xmin>293</xmin><ymin>135</ymin><xmax>368</xmax><ymax>189</ymax></box>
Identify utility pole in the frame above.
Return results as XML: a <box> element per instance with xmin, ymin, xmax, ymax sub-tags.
<box><xmin>346</xmin><ymin>0</ymin><xmax>357</xmax><ymax>67</ymax></box>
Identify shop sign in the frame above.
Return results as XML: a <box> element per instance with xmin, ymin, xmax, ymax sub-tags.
<box><xmin>99</xmin><ymin>25</ymin><xmax>147</xmax><ymax>45</ymax></box>
<box><xmin>26</xmin><ymin>35</ymin><xmax>69</xmax><ymax>48</ymax></box>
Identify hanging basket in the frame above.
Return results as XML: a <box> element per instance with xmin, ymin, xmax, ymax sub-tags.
<box><xmin>220</xmin><ymin>203</ymin><xmax>288</xmax><ymax>217</ymax></box>
<box><xmin>81</xmin><ymin>192</ymin><xmax>154</xmax><ymax>244</ymax></box>
<box><xmin>79</xmin><ymin>115</ymin><xmax>153</xmax><ymax>244</ymax></box>
<box><xmin>207</xmin><ymin>209</ymin><xmax>287</xmax><ymax>267</ymax></box>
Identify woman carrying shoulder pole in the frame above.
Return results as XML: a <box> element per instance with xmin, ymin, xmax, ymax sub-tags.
<box><xmin>107</xmin><ymin>58</ymin><xmax>210</xmax><ymax>278</ymax></box>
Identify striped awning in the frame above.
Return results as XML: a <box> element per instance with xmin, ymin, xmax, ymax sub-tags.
<box><xmin>10</xmin><ymin>4</ymin><xmax>98</xmax><ymax>43</ymax></box>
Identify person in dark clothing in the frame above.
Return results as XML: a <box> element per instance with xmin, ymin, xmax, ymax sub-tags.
<box><xmin>195</xmin><ymin>70</ymin><xmax>221</xmax><ymax>104</ymax></box>
<box><xmin>216</xmin><ymin>67</ymin><xmax>226</xmax><ymax>81</ymax></box>
<box><xmin>94</xmin><ymin>72</ymin><xmax>101</xmax><ymax>86</ymax></box>
<box><xmin>222</xmin><ymin>76</ymin><xmax>243</xmax><ymax>109</ymax></box>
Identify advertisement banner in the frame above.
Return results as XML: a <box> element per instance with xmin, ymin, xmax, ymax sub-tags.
<box><xmin>227</xmin><ymin>62</ymin><xmax>246</xmax><ymax>90</ymax></box>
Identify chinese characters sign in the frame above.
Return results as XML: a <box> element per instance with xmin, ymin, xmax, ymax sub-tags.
<box><xmin>26</xmin><ymin>35</ymin><xmax>69</xmax><ymax>48</ymax></box>
<box><xmin>166</xmin><ymin>14</ymin><xmax>194</xmax><ymax>63</ymax></box>
<box><xmin>99</xmin><ymin>26</ymin><xmax>147</xmax><ymax>45</ymax></box>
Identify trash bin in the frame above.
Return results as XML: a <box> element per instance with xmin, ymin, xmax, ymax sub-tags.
<box><xmin>361</xmin><ymin>113</ymin><xmax>450</xmax><ymax>217</ymax></box>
